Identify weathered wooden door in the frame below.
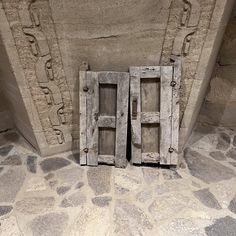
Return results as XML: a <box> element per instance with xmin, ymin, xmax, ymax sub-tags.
<box><xmin>79</xmin><ymin>66</ymin><xmax>129</xmax><ymax>168</ymax></box>
<box><xmin>130</xmin><ymin>62</ymin><xmax>180</xmax><ymax>165</ymax></box>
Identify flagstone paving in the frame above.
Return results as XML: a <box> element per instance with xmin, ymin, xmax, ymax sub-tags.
<box><xmin>0</xmin><ymin>125</ymin><xmax>236</xmax><ymax>236</ymax></box>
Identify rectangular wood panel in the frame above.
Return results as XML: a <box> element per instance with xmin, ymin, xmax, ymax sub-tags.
<box><xmin>86</xmin><ymin>72</ymin><xmax>99</xmax><ymax>166</ymax></box>
<box><xmin>130</xmin><ymin>64</ymin><xmax>180</xmax><ymax>166</ymax></box>
<box><xmin>80</xmin><ymin>69</ymin><xmax>129</xmax><ymax>167</ymax></box>
<box><xmin>160</xmin><ymin>66</ymin><xmax>173</xmax><ymax>165</ymax></box>
<box><xmin>79</xmin><ymin>65</ymin><xmax>88</xmax><ymax>165</ymax></box>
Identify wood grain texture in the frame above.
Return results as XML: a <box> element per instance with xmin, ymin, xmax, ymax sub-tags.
<box><xmin>79</xmin><ymin>69</ymin><xmax>87</xmax><ymax>165</ymax></box>
<box><xmin>130</xmin><ymin>70</ymin><xmax>142</xmax><ymax>165</ymax></box>
<box><xmin>86</xmin><ymin>72</ymin><xmax>99</xmax><ymax>166</ymax></box>
<box><xmin>171</xmin><ymin>58</ymin><xmax>181</xmax><ymax>165</ymax></box>
<box><xmin>115</xmin><ymin>72</ymin><xmax>130</xmax><ymax>168</ymax></box>
<box><xmin>160</xmin><ymin>66</ymin><xmax>173</xmax><ymax>165</ymax></box>
<box><xmin>98</xmin><ymin>127</ymin><xmax>116</xmax><ymax>156</ymax></box>
<box><xmin>141</xmin><ymin>112</ymin><xmax>160</xmax><ymax>123</ymax></box>
<box><xmin>141</xmin><ymin>124</ymin><xmax>160</xmax><ymax>153</ymax></box>
<box><xmin>98</xmin><ymin>116</ymin><xmax>116</xmax><ymax>128</ymax></box>
<box><xmin>142</xmin><ymin>152</ymin><xmax>160</xmax><ymax>163</ymax></box>
<box><xmin>98</xmin><ymin>155</ymin><xmax>115</xmax><ymax>165</ymax></box>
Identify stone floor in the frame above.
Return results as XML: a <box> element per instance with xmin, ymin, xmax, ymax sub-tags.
<box><xmin>0</xmin><ymin>123</ymin><xmax>236</xmax><ymax>236</ymax></box>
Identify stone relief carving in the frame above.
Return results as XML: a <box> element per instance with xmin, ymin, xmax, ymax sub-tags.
<box><xmin>2</xmin><ymin>0</ymin><xmax>72</xmax><ymax>146</ymax></box>
<box><xmin>172</xmin><ymin>27</ymin><xmax>196</xmax><ymax>56</ymax></box>
<box><xmin>160</xmin><ymin>0</ymin><xmax>216</xmax><ymax>118</ymax></box>
<box><xmin>173</xmin><ymin>0</ymin><xmax>200</xmax><ymax>57</ymax></box>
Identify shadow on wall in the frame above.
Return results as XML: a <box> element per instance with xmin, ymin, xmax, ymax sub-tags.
<box><xmin>198</xmin><ymin>5</ymin><xmax>236</xmax><ymax>127</ymax></box>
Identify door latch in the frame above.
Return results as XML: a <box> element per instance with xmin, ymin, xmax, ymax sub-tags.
<box><xmin>132</xmin><ymin>97</ymin><xmax>138</xmax><ymax>120</ymax></box>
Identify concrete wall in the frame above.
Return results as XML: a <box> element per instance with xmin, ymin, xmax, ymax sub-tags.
<box><xmin>0</xmin><ymin>91</ymin><xmax>13</xmax><ymax>131</ymax></box>
<box><xmin>0</xmin><ymin>35</ymin><xmax>38</xmax><ymax>148</ymax></box>
<box><xmin>198</xmin><ymin>3</ymin><xmax>236</xmax><ymax>127</ymax></box>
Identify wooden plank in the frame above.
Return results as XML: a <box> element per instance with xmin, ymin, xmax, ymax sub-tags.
<box><xmin>86</xmin><ymin>72</ymin><xmax>99</xmax><ymax>166</ymax></box>
<box><xmin>141</xmin><ymin>124</ymin><xmax>160</xmax><ymax>153</ymax></box>
<box><xmin>98</xmin><ymin>116</ymin><xmax>116</xmax><ymax>128</ymax></box>
<box><xmin>130</xmin><ymin>66</ymin><xmax>160</xmax><ymax>78</ymax></box>
<box><xmin>98</xmin><ymin>155</ymin><xmax>115</xmax><ymax>165</ymax></box>
<box><xmin>98</xmin><ymin>72</ymin><xmax>118</xmax><ymax>84</ymax></box>
<box><xmin>141</xmin><ymin>112</ymin><xmax>160</xmax><ymax>124</ymax></box>
<box><xmin>141</xmin><ymin>77</ymin><xmax>160</xmax><ymax>113</ymax></box>
<box><xmin>140</xmin><ymin>66</ymin><xmax>160</xmax><ymax>78</ymax></box>
<box><xmin>79</xmin><ymin>62</ymin><xmax>88</xmax><ymax>165</ymax></box>
<box><xmin>130</xmin><ymin>67</ymin><xmax>142</xmax><ymax>165</ymax></box>
<box><xmin>115</xmin><ymin>72</ymin><xmax>130</xmax><ymax>168</ymax></box>
<box><xmin>142</xmin><ymin>152</ymin><xmax>160</xmax><ymax>163</ymax></box>
<box><xmin>98</xmin><ymin>127</ymin><xmax>116</xmax><ymax>156</ymax></box>
<box><xmin>99</xmin><ymin>84</ymin><xmax>117</xmax><ymax>116</ymax></box>
<box><xmin>160</xmin><ymin>66</ymin><xmax>173</xmax><ymax>165</ymax></box>
<box><xmin>170</xmin><ymin>58</ymin><xmax>181</xmax><ymax>165</ymax></box>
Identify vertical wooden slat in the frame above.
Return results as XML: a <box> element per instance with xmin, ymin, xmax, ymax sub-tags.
<box><xmin>79</xmin><ymin>63</ymin><xmax>88</xmax><ymax>165</ymax></box>
<box><xmin>160</xmin><ymin>66</ymin><xmax>173</xmax><ymax>164</ymax></box>
<box><xmin>115</xmin><ymin>73</ymin><xmax>130</xmax><ymax>168</ymax></box>
<box><xmin>171</xmin><ymin>58</ymin><xmax>181</xmax><ymax>165</ymax></box>
<box><xmin>86</xmin><ymin>72</ymin><xmax>99</xmax><ymax>166</ymax></box>
<box><xmin>130</xmin><ymin>68</ymin><xmax>142</xmax><ymax>164</ymax></box>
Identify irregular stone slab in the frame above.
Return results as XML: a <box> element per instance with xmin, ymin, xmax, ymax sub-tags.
<box><xmin>60</xmin><ymin>191</ymin><xmax>86</xmax><ymax>208</ymax></box>
<box><xmin>149</xmin><ymin>192</ymin><xmax>198</xmax><ymax>221</ymax></box>
<box><xmin>216</xmin><ymin>132</ymin><xmax>231</xmax><ymax>150</ymax></box>
<box><xmin>0</xmin><ymin>205</ymin><xmax>13</xmax><ymax>216</ymax></box>
<box><xmin>25</xmin><ymin>177</ymin><xmax>47</xmax><ymax>192</ymax></box>
<box><xmin>0</xmin><ymin>216</ymin><xmax>23</xmax><ymax>236</ymax></box>
<box><xmin>154</xmin><ymin>184</ymin><xmax>170</xmax><ymax>195</ymax></box>
<box><xmin>205</xmin><ymin>216</ymin><xmax>236</xmax><ymax>236</ymax></box>
<box><xmin>87</xmin><ymin>166</ymin><xmax>111</xmax><ymax>195</ymax></box>
<box><xmin>69</xmin><ymin>206</ymin><xmax>110</xmax><ymax>236</ymax></box>
<box><xmin>115</xmin><ymin>183</ymin><xmax>129</xmax><ymax>195</ymax></box>
<box><xmin>0</xmin><ymin>167</ymin><xmax>25</xmax><ymax>203</ymax></box>
<box><xmin>44</xmin><ymin>173</ymin><xmax>54</xmax><ymax>180</ymax></box>
<box><xmin>114</xmin><ymin>166</ymin><xmax>142</xmax><ymax>194</ymax></box>
<box><xmin>15</xmin><ymin>197</ymin><xmax>55</xmax><ymax>214</ymax></box>
<box><xmin>184</xmin><ymin>148</ymin><xmax>235</xmax><ymax>183</ymax></box>
<box><xmin>56</xmin><ymin>166</ymin><xmax>84</xmax><ymax>186</ymax></box>
<box><xmin>92</xmin><ymin>196</ymin><xmax>112</xmax><ymax>207</ymax></box>
<box><xmin>0</xmin><ymin>155</ymin><xmax>22</xmax><ymax>165</ymax></box>
<box><xmin>27</xmin><ymin>155</ymin><xmax>37</xmax><ymax>173</ymax></box>
<box><xmin>56</xmin><ymin>186</ymin><xmax>70</xmax><ymax>195</ymax></box>
<box><xmin>142</xmin><ymin>167</ymin><xmax>159</xmax><ymax>184</ymax></box>
<box><xmin>30</xmin><ymin>212</ymin><xmax>68</xmax><ymax>236</ymax></box>
<box><xmin>40</xmin><ymin>157</ymin><xmax>70</xmax><ymax>173</ymax></box>
<box><xmin>193</xmin><ymin>188</ymin><xmax>221</xmax><ymax>210</ymax></box>
<box><xmin>229</xmin><ymin>162</ymin><xmax>236</xmax><ymax>167</ymax></box>
<box><xmin>210</xmin><ymin>178</ymin><xmax>236</xmax><ymax>208</ymax></box>
<box><xmin>162</xmin><ymin>169</ymin><xmax>182</xmax><ymax>180</ymax></box>
<box><xmin>226</xmin><ymin>148</ymin><xmax>236</xmax><ymax>161</ymax></box>
<box><xmin>158</xmin><ymin>218</ymin><xmax>206</xmax><ymax>236</ymax></box>
<box><xmin>136</xmin><ymin>189</ymin><xmax>153</xmax><ymax>203</ymax></box>
<box><xmin>209</xmin><ymin>151</ymin><xmax>226</xmax><ymax>161</ymax></box>
<box><xmin>228</xmin><ymin>195</ymin><xmax>236</xmax><ymax>214</ymax></box>
<box><xmin>0</xmin><ymin>144</ymin><xmax>13</xmax><ymax>156</ymax></box>
<box><xmin>75</xmin><ymin>182</ymin><xmax>84</xmax><ymax>189</ymax></box>
<box><xmin>114</xmin><ymin>200</ymin><xmax>153</xmax><ymax>236</ymax></box>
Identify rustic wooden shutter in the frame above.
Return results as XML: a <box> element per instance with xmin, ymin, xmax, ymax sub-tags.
<box><xmin>79</xmin><ymin>67</ymin><xmax>129</xmax><ymax>168</ymax></box>
<box><xmin>130</xmin><ymin>62</ymin><xmax>180</xmax><ymax>165</ymax></box>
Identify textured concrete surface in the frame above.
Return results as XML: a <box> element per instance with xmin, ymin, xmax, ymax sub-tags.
<box><xmin>0</xmin><ymin>128</ymin><xmax>236</xmax><ymax>235</ymax></box>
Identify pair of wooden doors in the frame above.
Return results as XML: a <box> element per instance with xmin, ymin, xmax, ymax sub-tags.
<box><xmin>79</xmin><ymin>61</ymin><xmax>180</xmax><ymax>168</ymax></box>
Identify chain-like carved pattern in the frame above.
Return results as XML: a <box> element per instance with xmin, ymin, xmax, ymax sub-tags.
<box><xmin>2</xmin><ymin>0</ymin><xmax>72</xmax><ymax>145</ymax></box>
<box><xmin>160</xmin><ymin>0</ymin><xmax>216</xmax><ymax>118</ymax></box>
